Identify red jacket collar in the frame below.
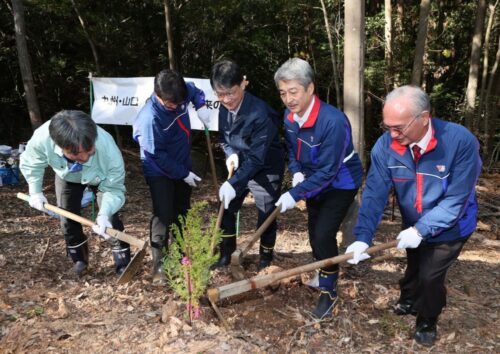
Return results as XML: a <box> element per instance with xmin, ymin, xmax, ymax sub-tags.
<box><xmin>287</xmin><ymin>95</ymin><xmax>320</xmax><ymax>128</ymax></box>
<box><xmin>389</xmin><ymin>120</ymin><xmax>438</xmax><ymax>155</ymax></box>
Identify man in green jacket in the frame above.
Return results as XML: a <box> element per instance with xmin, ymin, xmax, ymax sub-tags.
<box><xmin>20</xmin><ymin>110</ymin><xmax>130</xmax><ymax>276</ymax></box>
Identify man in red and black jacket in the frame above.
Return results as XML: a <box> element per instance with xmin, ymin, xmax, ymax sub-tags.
<box><xmin>211</xmin><ymin>60</ymin><xmax>285</xmax><ymax>270</ymax></box>
<box><xmin>274</xmin><ymin>58</ymin><xmax>363</xmax><ymax>319</ymax></box>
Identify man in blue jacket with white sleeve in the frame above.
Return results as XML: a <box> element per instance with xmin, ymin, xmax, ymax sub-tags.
<box><xmin>133</xmin><ymin>69</ymin><xmax>210</xmax><ymax>285</ymax></box>
<box><xmin>274</xmin><ymin>58</ymin><xmax>363</xmax><ymax>319</ymax></box>
<box><xmin>345</xmin><ymin>85</ymin><xmax>482</xmax><ymax>346</ymax></box>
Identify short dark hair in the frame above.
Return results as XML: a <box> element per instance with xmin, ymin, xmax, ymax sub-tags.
<box><xmin>210</xmin><ymin>60</ymin><xmax>244</xmax><ymax>89</ymax></box>
<box><xmin>154</xmin><ymin>69</ymin><xmax>188</xmax><ymax>104</ymax></box>
<box><xmin>49</xmin><ymin>110</ymin><xmax>97</xmax><ymax>154</ymax></box>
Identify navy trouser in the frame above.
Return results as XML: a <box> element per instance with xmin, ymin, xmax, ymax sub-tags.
<box><xmin>54</xmin><ymin>174</ymin><xmax>127</xmax><ymax>250</ymax></box>
<box><xmin>221</xmin><ymin>172</ymin><xmax>282</xmax><ymax>249</ymax></box>
<box><xmin>306</xmin><ymin>188</ymin><xmax>358</xmax><ymax>273</ymax></box>
<box><xmin>145</xmin><ymin>176</ymin><xmax>191</xmax><ymax>251</ymax></box>
<box><xmin>398</xmin><ymin>237</ymin><xmax>468</xmax><ymax>318</ymax></box>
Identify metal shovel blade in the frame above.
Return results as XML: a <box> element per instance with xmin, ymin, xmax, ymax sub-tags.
<box><xmin>117</xmin><ymin>245</ymin><xmax>147</xmax><ymax>284</ymax></box>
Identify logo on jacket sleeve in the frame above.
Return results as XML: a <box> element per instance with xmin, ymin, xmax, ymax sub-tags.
<box><xmin>436</xmin><ymin>165</ymin><xmax>446</xmax><ymax>172</ymax></box>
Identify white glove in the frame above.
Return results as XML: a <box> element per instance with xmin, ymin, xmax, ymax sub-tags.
<box><xmin>292</xmin><ymin>172</ymin><xmax>305</xmax><ymax>187</ymax></box>
<box><xmin>226</xmin><ymin>154</ymin><xmax>239</xmax><ymax>172</ymax></box>
<box><xmin>219</xmin><ymin>181</ymin><xmax>236</xmax><ymax>209</ymax></box>
<box><xmin>345</xmin><ymin>241</ymin><xmax>370</xmax><ymax>264</ymax></box>
<box><xmin>397</xmin><ymin>227</ymin><xmax>423</xmax><ymax>249</ymax></box>
<box><xmin>197</xmin><ymin>106</ymin><xmax>211</xmax><ymax>127</ymax></box>
<box><xmin>92</xmin><ymin>214</ymin><xmax>112</xmax><ymax>241</ymax></box>
<box><xmin>275</xmin><ymin>192</ymin><xmax>296</xmax><ymax>213</ymax></box>
<box><xmin>183</xmin><ymin>171</ymin><xmax>201</xmax><ymax>187</ymax></box>
<box><xmin>29</xmin><ymin>192</ymin><xmax>48</xmax><ymax>212</ymax></box>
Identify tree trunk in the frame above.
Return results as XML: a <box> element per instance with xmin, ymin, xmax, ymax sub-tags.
<box><xmin>384</xmin><ymin>0</ymin><xmax>393</xmax><ymax>91</ymax></box>
<box><xmin>12</xmin><ymin>0</ymin><xmax>42</xmax><ymax>130</ymax></box>
<box><xmin>163</xmin><ymin>0</ymin><xmax>176</xmax><ymax>70</ymax></box>
<box><xmin>320</xmin><ymin>0</ymin><xmax>341</xmax><ymax>107</ymax></box>
<box><xmin>344</xmin><ymin>1</ymin><xmax>365</xmax><ymax>162</ymax></box>
<box><xmin>411</xmin><ymin>0</ymin><xmax>431</xmax><ymax>86</ymax></box>
<box><xmin>484</xmin><ymin>36</ymin><xmax>500</xmax><ymax>159</ymax></box>
<box><xmin>70</xmin><ymin>0</ymin><xmax>100</xmax><ymax>75</ymax></box>
<box><xmin>478</xmin><ymin>1</ymin><xmax>498</xmax><ymax>129</ymax></box>
<box><xmin>342</xmin><ymin>1</ymin><xmax>365</xmax><ymax>246</ymax></box>
<box><xmin>464</xmin><ymin>0</ymin><xmax>487</xmax><ymax>131</ymax></box>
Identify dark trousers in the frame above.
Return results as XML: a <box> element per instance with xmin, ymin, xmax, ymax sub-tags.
<box><xmin>221</xmin><ymin>172</ymin><xmax>282</xmax><ymax>248</ymax></box>
<box><xmin>146</xmin><ymin>176</ymin><xmax>191</xmax><ymax>251</ymax></box>
<box><xmin>306</xmin><ymin>188</ymin><xmax>358</xmax><ymax>273</ymax></box>
<box><xmin>54</xmin><ymin>175</ymin><xmax>127</xmax><ymax>249</ymax></box>
<box><xmin>399</xmin><ymin>238</ymin><xmax>467</xmax><ymax>318</ymax></box>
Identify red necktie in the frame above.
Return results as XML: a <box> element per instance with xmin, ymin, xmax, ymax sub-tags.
<box><xmin>412</xmin><ymin>145</ymin><xmax>422</xmax><ymax>164</ymax></box>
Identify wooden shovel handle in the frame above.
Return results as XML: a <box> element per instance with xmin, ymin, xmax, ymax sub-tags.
<box><xmin>204</xmin><ymin>128</ymin><xmax>219</xmax><ymax>201</ymax></box>
<box><xmin>211</xmin><ymin>165</ymin><xmax>235</xmax><ymax>253</ymax></box>
<box><xmin>240</xmin><ymin>207</ymin><xmax>280</xmax><ymax>258</ymax></box>
<box><xmin>208</xmin><ymin>240</ymin><xmax>399</xmax><ymax>302</ymax></box>
<box><xmin>17</xmin><ymin>192</ymin><xmax>145</xmax><ymax>248</ymax></box>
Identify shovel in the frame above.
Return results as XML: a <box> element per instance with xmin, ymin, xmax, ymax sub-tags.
<box><xmin>230</xmin><ymin>206</ymin><xmax>280</xmax><ymax>280</ymax></box>
<box><xmin>17</xmin><ymin>192</ymin><xmax>147</xmax><ymax>284</ymax></box>
<box><xmin>208</xmin><ymin>240</ymin><xmax>398</xmax><ymax>303</ymax></box>
<box><xmin>210</xmin><ymin>164</ymin><xmax>235</xmax><ymax>254</ymax></box>
<box><xmin>204</xmin><ymin>127</ymin><xmax>220</xmax><ymax>201</ymax></box>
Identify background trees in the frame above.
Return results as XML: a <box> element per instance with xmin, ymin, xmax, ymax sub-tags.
<box><xmin>1</xmin><ymin>0</ymin><xmax>499</xmax><ymax>167</ymax></box>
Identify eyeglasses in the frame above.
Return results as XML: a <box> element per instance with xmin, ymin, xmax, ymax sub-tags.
<box><xmin>214</xmin><ymin>83</ymin><xmax>244</xmax><ymax>99</ymax></box>
<box><xmin>380</xmin><ymin>111</ymin><xmax>425</xmax><ymax>135</ymax></box>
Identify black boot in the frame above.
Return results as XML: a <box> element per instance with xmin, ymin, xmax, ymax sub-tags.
<box><xmin>414</xmin><ymin>315</ymin><xmax>438</xmax><ymax>347</ymax></box>
<box><xmin>112</xmin><ymin>247</ymin><xmax>131</xmax><ymax>275</ymax></box>
<box><xmin>212</xmin><ymin>236</ymin><xmax>236</xmax><ymax>269</ymax></box>
<box><xmin>67</xmin><ymin>241</ymin><xmax>89</xmax><ymax>276</ymax></box>
<box><xmin>151</xmin><ymin>246</ymin><xmax>167</xmax><ymax>285</ymax></box>
<box><xmin>310</xmin><ymin>271</ymin><xmax>338</xmax><ymax>319</ymax></box>
<box><xmin>257</xmin><ymin>244</ymin><xmax>274</xmax><ymax>271</ymax></box>
<box><xmin>394</xmin><ymin>299</ymin><xmax>417</xmax><ymax>316</ymax></box>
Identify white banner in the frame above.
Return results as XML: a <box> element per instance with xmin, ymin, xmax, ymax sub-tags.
<box><xmin>91</xmin><ymin>76</ymin><xmax>219</xmax><ymax>131</ymax></box>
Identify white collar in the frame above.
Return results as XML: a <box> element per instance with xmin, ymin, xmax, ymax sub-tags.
<box><xmin>293</xmin><ymin>96</ymin><xmax>315</xmax><ymax>127</ymax></box>
<box><xmin>410</xmin><ymin>118</ymin><xmax>432</xmax><ymax>153</ymax></box>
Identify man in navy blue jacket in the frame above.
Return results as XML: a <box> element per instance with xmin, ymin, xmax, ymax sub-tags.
<box><xmin>211</xmin><ymin>60</ymin><xmax>285</xmax><ymax>270</ymax></box>
<box><xmin>346</xmin><ymin>85</ymin><xmax>482</xmax><ymax>346</ymax></box>
<box><xmin>133</xmin><ymin>69</ymin><xmax>210</xmax><ymax>284</ymax></box>
<box><xmin>274</xmin><ymin>58</ymin><xmax>363</xmax><ymax>319</ymax></box>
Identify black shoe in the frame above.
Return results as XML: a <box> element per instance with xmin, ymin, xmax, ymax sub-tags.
<box><xmin>257</xmin><ymin>258</ymin><xmax>271</xmax><ymax>271</ymax></box>
<box><xmin>414</xmin><ymin>316</ymin><xmax>437</xmax><ymax>347</ymax></box>
<box><xmin>73</xmin><ymin>261</ymin><xmax>88</xmax><ymax>276</ymax></box>
<box><xmin>211</xmin><ymin>253</ymin><xmax>231</xmax><ymax>269</ymax></box>
<box><xmin>394</xmin><ymin>301</ymin><xmax>417</xmax><ymax>316</ymax></box>
<box><xmin>311</xmin><ymin>292</ymin><xmax>337</xmax><ymax>320</ymax></box>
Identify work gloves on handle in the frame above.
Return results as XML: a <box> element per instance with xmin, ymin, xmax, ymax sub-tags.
<box><xmin>29</xmin><ymin>192</ymin><xmax>49</xmax><ymax>213</ymax></box>
<box><xmin>183</xmin><ymin>171</ymin><xmax>201</xmax><ymax>187</ymax></box>
<box><xmin>345</xmin><ymin>241</ymin><xmax>370</xmax><ymax>264</ymax></box>
<box><xmin>275</xmin><ymin>192</ymin><xmax>296</xmax><ymax>213</ymax></box>
<box><xmin>197</xmin><ymin>106</ymin><xmax>211</xmax><ymax>127</ymax></box>
<box><xmin>226</xmin><ymin>154</ymin><xmax>238</xmax><ymax>172</ymax></box>
<box><xmin>219</xmin><ymin>181</ymin><xmax>236</xmax><ymax>209</ymax></box>
<box><xmin>396</xmin><ymin>227</ymin><xmax>423</xmax><ymax>249</ymax></box>
<box><xmin>292</xmin><ymin>172</ymin><xmax>305</xmax><ymax>187</ymax></box>
<box><xmin>92</xmin><ymin>214</ymin><xmax>112</xmax><ymax>241</ymax></box>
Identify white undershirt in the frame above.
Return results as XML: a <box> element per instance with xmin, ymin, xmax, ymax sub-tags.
<box><xmin>293</xmin><ymin>97</ymin><xmax>315</xmax><ymax>128</ymax></box>
<box><xmin>410</xmin><ymin>118</ymin><xmax>432</xmax><ymax>157</ymax></box>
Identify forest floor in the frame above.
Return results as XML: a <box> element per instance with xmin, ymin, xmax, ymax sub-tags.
<box><xmin>0</xmin><ymin>154</ymin><xmax>498</xmax><ymax>353</ymax></box>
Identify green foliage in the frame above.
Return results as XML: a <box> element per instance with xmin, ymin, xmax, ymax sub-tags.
<box><xmin>163</xmin><ymin>201</ymin><xmax>221</xmax><ymax>321</ymax></box>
